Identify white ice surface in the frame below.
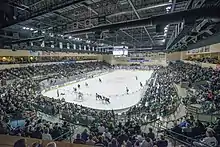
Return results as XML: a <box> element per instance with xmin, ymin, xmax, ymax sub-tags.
<box><xmin>43</xmin><ymin>70</ymin><xmax>153</xmax><ymax>110</ymax></box>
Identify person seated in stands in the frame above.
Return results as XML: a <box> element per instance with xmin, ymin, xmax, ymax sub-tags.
<box><xmin>155</xmin><ymin>135</ymin><xmax>168</xmax><ymax>147</ymax></box>
<box><xmin>117</xmin><ymin>130</ymin><xmax>128</xmax><ymax>146</ymax></box>
<box><xmin>147</xmin><ymin>128</ymin><xmax>155</xmax><ymax>141</ymax></box>
<box><xmin>98</xmin><ymin>123</ymin><xmax>105</xmax><ymax>135</ymax></box>
<box><xmin>31</xmin><ymin>127</ymin><xmax>42</xmax><ymax>139</ymax></box>
<box><xmin>191</xmin><ymin>120</ymin><xmax>205</xmax><ymax>137</ymax></box>
<box><xmin>14</xmin><ymin>139</ymin><xmax>27</xmax><ymax>147</ymax></box>
<box><xmin>95</xmin><ymin>136</ymin><xmax>105</xmax><ymax>147</ymax></box>
<box><xmin>46</xmin><ymin>142</ymin><xmax>57</xmax><ymax>147</ymax></box>
<box><xmin>193</xmin><ymin>128</ymin><xmax>218</xmax><ymax>147</ymax></box>
<box><xmin>86</xmin><ymin>135</ymin><xmax>96</xmax><ymax>145</ymax></box>
<box><xmin>103</xmin><ymin>128</ymin><xmax>112</xmax><ymax>141</ymax></box>
<box><xmin>81</xmin><ymin>129</ymin><xmax>89</xmax><ymax>141</ymax></box>
<box><xmin>141</xmin><ymin>136</ymin><xmax>153</xmax><ymax>147</ymax></box>
<box><xmin>51</xmin><ymin>125</ymin><xmax>61</xmax><ymax>140</ymax></box>
<box><xmin>73</xmin><ymin>134</ymin><xmax>85</xmax><ymax>144</ymax></box>
<box><xmin>42</xmin><ymin>128</ymin><xmax>52</xmax><ymax>140</ymax></box>
<box><xmin>213</xmin><ymin>119</ymin><xmax>220</xmax><ymax>134</ymax></box>
<box><xmin>108</xmin><ymin>138</ymin><xmax>119</xmax><ymax>147</ymax></box>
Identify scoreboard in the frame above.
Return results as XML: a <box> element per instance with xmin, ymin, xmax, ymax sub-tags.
<box><xmin>113</xmin><ymin>46</ymin><xmax>128</xmax><ymax>57</ymax></box>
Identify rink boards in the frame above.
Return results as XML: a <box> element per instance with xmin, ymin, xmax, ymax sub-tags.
<box><xmin>42</xmin><ymin>70</ymin><xmax>153</xmax><ymax>111</ymax></box>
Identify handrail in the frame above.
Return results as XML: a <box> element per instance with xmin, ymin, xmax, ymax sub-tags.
<box><xmin>158</xmin><ymin>124</ymin><xmax>214</xmax><ymax>147</ymax></box>
<box><xmin>53</xmin><ymin>130</ymin><xmax>73</xmax><ymax>141</ymax></box>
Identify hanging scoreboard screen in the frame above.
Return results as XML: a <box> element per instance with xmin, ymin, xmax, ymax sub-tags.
<box><xmin>113</xmin><ymin>46</ymin><xmax>128</xmax><ymax>57</ymax></box>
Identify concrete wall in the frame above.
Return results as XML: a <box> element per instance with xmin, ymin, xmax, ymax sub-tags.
<box><xmin>182</xmin><ymin>60</ymin><xmax>218</xmax><ymax>69</ymax></box>
<box><xmin>210</xmin><ymin>43</ymin><xmax>220</xmax><ymax>53</ymax></box>
<box><xmin>0</xmin><ymin>49</ymin><xmax>101</xmax><ymax>57</ymax></box>
<box><xmin>166</xmin><ymin>52</ymin><xmax>181</xmax><ymax>61</ymax></box>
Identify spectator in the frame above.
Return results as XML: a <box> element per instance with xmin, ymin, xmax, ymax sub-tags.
<box><xmin>108</xmin><ymin>138</ymin><xmax>119</xmax><ymax>147</ymax></box>
<box><xmin>86</xmin><ymin>135</ymin><xmax>95</xmax><ymax>145</ymax></box>
<box><xmin>117</xmin><ymin>131</ymin><xmax>128</xmax><ymax>146</ymax></box>
<box><xmin>46</xmin><ymin>142</ymin><xmax>57</xmax><ymax>147</ymax></box>
<box><xmin>193</xmin><ymin>128</ymin><xmax>218</xmax><ymax>147</ymax></box>
<box><xmin>141</xmin><ymin>136</ymin><xmax>153</xmax><ymax>147</ymax></box>
<box><xmin>32</xmin><ymin>141</ymin><xmax>42</xmax><ymax>147</ymax></box>
<box><xmin>42</xmin><ymin>128</ymin><xmax>52</xmax><ymax>140</ymax></box>
<box><xmin>31</xmin><ymin>127</ymin><xmax>42</xmax><ymax>139</ymax></box>
<box><xmin>147</xmin><ymin>128</ymin><xmax>155</xmax><ymax>141</ymax></box>
<box><xmin>73</xmin><ymin>134</ymin><xmax>85</xmax><ymax>144</ymax></box>
<box><xmin>103</xmin><ymin>128</ymin><xmax>112</xmax><ymax>140</ymax></box>
<box><xmin>98</xmin><ymin>124</ymin><xmax>105</xmax><ymax>135</ymax></box>
<box><xmin>81</xmin><ymin>129</ymin><xmax>89</xmax><ymax>141</ymax></box>
<box><xmin>95</xmin><ymin>136</ymin><xmax>105</xmax><ymax>147</ymax></box>
<box><xmin>155</xmin><ymin>135</ymin><xmax>168</xmax><ymax>147</ymax></box>
<box><xmin>14</xmin><ymin>139</ymin><xmax>26</xmax><ymax>147</ymax></box>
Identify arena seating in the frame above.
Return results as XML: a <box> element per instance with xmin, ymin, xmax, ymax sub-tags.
<box><xmin>1</xmin><ymin>61</ymin><xmax>220</xmax><ymax>147</ymax></box>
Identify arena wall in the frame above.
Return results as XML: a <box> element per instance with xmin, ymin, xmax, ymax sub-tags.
<box><xmin>166</xmin><ymin>52</ymin><xmax>182</xmax><ymax>61</ymax></box>
<box><xmin>107</xmin><ymin>56</ymin><xmax>167</xmax><ymax>66</ymax></box>
<box><xmin>0</xmin><ymin>49</ymin><xmax>103</xmax><ymax>57</ymax></box>
<box><xmin>182</xmin><ymin>60</ymin><xmax>218</xmax><ymax>69</ymax></box>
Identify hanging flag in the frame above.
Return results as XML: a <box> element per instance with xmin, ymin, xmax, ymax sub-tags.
<box><xmin>59</xmin><ymin>42</ymin><xmax>63</xmax><ymax>49</ymax></box>
<box><xmin>41</xmin><ymin>41</ymin><xmax>45</xmax><ymax>47</ymax></box>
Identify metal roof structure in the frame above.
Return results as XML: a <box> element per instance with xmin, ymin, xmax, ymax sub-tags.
<box><xmin>0</xmin><ymin>0</ymin><xmax>220</xmax><ymax>53</ymax></box>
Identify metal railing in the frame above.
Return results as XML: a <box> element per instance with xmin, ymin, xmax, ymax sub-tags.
<box><xmin>158</xmin><ymin>124</ymin><xmax>214</xmax><ymax>147</ymax></box>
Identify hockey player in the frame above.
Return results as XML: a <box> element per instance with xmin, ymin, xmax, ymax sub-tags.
<box><xmin>126</xmin><ymin>87</ymin><xmax>129</xmax><ymax>94</ymax></box>
<box><xmin>57</xmin><ymin>90</ymin><xmax>59</xmax><ymax>97</ymax></box>
<box><xmin>99</xmin><ymin>78</ymin><xmax>102</xmax><ymax>83</ymax></box>
<box><xmin>135</xmin><ymin>76</ymin><xmax>138</xmax><ymax>80</ymax></box>
<box><xmin>140</xmin><ymin>82</ymin><xmax>143</xmax><ymax>87</ymax></box>
<box><xmin>78</xmin><ymin>84</ymin><xmax>80</xmax><ymax>89</ymax></box>
<box><xmin>85</xmin><ymin>82</ymin><xmax>88</xmax><ymax>87</ymax></box>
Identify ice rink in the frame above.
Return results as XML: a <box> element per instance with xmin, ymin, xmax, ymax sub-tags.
<box><xmin>43</xmin><ymin>70</ymin><xmax>153</xmax><ymax>110</ymax></box>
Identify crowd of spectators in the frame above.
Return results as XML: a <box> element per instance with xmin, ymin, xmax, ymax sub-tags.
<box><xmin>1</xmin><ymin>60</ymin><xmax>220</xmax><ymax>147</ymax></box>
<box><xmin>167</xmin><ymin>61</ymin><xmax>220</xmax><ymax>114</ymax></box>
<box><xmin>0</xmin><ymin>62</ymin><xmax>110</xmax><ymax>140</ymax></box>
<box><xmin>0</xmin><ymin>61</ymin><xmax>177</xmax><ymax>147</ymax></box>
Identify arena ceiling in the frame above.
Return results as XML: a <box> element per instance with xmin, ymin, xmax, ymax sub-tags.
<box><xmin>0</xmin><ymin>0</ymin><xmax>220</xmax><ymax>53</ymax></box>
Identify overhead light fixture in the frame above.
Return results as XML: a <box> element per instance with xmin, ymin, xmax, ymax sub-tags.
<box><xmin>166</xmin><ymin>6</ymin><xmax>171</xmax><ymax>10</ymax></box>
<box><xmin>164</xmin><ymin>33</ymin><xmax>167</xmax><ymax>36</ymax></box>
<box><xmin>42</xmin><ymin>31</ymin><xmax>45</xmax><ymax>34</ymax></box>
<box><xmin>33</xmin><ymin>30</ymin><xmax>38</xmax><ymax>33</ymax></box>
<box><xmin>26</xmin><ymin>27</ymin><xmax>30</xmax><ymax>30</ymax></box>
<box><xmin>162</xmin><ymin>39</ymin><xmax>165</xmax><ymax>42</ymax></box>
<box><xmin>61</xmin><ymin>35</ymin><xmax>64</xmax><ymax>37</ymax></box>
<box><xmin>69</xmin><ymin>36</ymin><xmax>72</xmax><ymax>39</ymax></box>
<box><xmin>30</xmin><ymin>28</ymin><xmax>34</xmax><ymax>31</ymax></box>
<box><xmin>22</xmin><ymin>27</ymin><xmax>26</xmax><ymax>29</ymax></box>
